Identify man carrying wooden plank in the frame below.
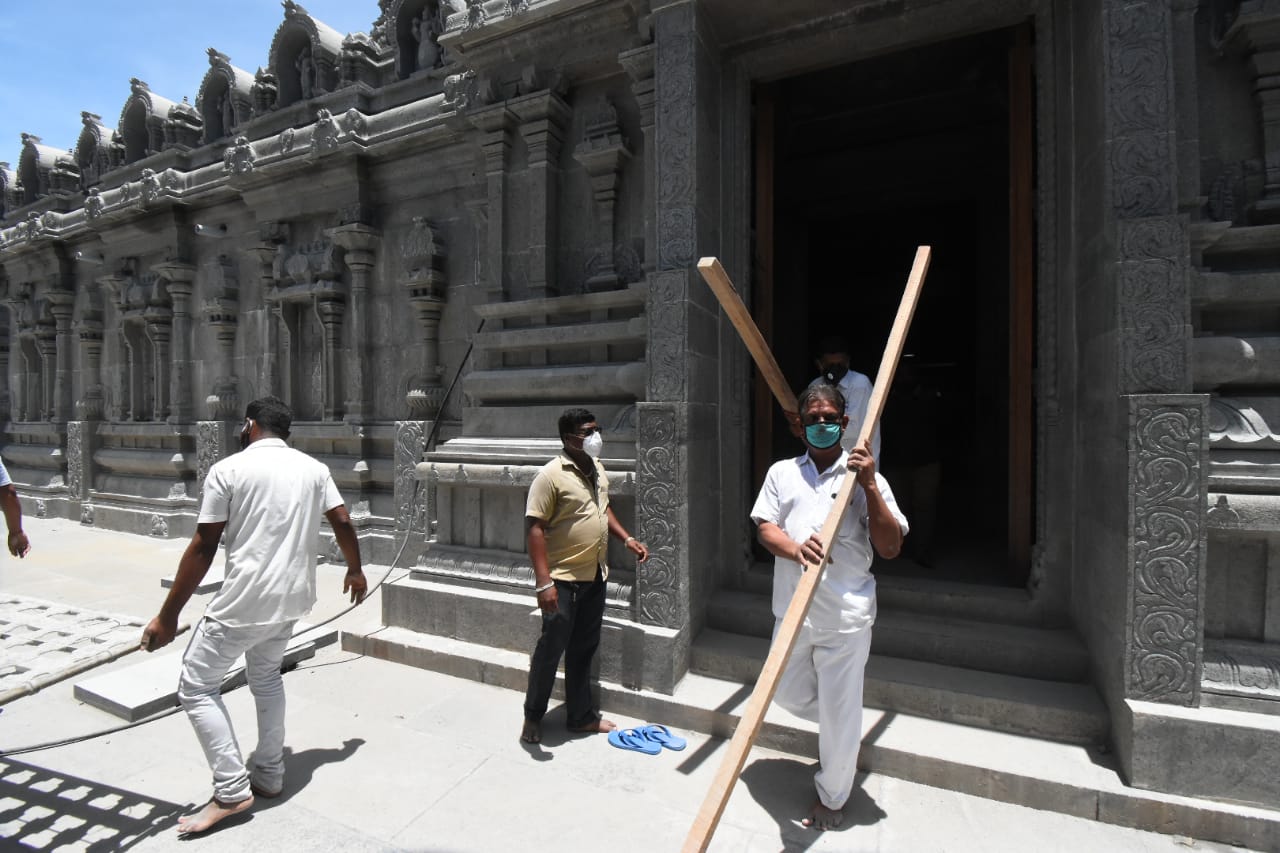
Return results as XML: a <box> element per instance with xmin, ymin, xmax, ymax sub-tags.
<box><xmin>749</xmin><ymin>382</ymin><xmax>908</xmax><ymax>831</ymax></box>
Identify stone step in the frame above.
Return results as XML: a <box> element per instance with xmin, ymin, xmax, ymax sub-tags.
<box><xmin>73</xmin><ymin>626</ymin><xmax>337</xmax><ymax>721</ymax></box>
<box><xmin>739</xmin><ymin>565</ymin><xmax>1048</xmax><ymax>627</ymax></box>
<box><xmin>342</xmin><ymin>625</ymin><xmax>1280</xmax><ymax>851</ymax></box>
<box><xmin>690</xmin><ymin>628</ymin><xmax>1108</xmax><ymax>744</ymax></box>
<box><xmin>706</xmin><ymin>589</ymin><xmax>1090</xmax><ymax>681</ymax></box>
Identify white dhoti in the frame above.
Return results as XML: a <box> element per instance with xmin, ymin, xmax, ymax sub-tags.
<box><xmin>773</xmin><ymin>621</ymin><xmax>873</xmax><ymax>811</ymax></box>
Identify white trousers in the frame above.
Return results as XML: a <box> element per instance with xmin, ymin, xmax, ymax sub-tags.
<box><xmin>177</xmin><ymin>618</ymin><xmax>296</xmax><ymax>802</ymax></box>
<box><xmin>773</xmin><ymin>621</ymin><xmax>873</xmax><ymax>810</ymax></box>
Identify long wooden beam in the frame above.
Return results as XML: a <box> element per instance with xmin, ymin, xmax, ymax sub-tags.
<box><xmin>697</xmin><ymin>258</ymin><xmax>799</xmax><ymax>414</ymax></box>
<box><xmin>683</xmin><ymin>246</ymin><xmax>931</xmax><ymax>853</ymax></box>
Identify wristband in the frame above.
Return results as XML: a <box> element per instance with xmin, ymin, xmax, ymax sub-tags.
<box><xmin>534</xmin><ymin>580</ymin><xmax>555</xmax><ymax>594</ymax></box>
<box><xmin>624</xmin><ymin>536</ymin><xmax>636</xmax><ymax>544</ymax></box>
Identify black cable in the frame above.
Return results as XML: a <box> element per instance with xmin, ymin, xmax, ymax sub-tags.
<box><xmin>0</xmin><ymin>319</ymin><xmax>487</xmax><ymax>757</ymax></box>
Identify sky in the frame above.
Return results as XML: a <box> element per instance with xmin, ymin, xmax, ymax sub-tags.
<box><xmin>0</xmin><ymin>0</ymin><xmax>385</xmax><ymax>166</ymax></box>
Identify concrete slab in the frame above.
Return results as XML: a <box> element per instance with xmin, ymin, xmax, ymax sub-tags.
<box><xmin>159</xmin><ymin>562</ymin><xmax>225</xmax><ymax>594</ymax></box>
<box><xmin>73</xmin><ymin>628</ymin><xmax>336</xmax><ymax>721</ymax></box>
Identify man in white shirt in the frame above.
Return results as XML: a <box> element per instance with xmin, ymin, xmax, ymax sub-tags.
<box><xmin>751</xmin><ymin>383</ymin><xmax>908</xmax><ymax>831</ymax></box>
<box><xmin>0</xmin><ymin>457</ymin><xmax>30</xmax><ymax>557</ymax></box>
<box><xmin>806</xmin><ymin>335</ymin><xmax>880</xmax><ymax>461</ymax></box>
<box><xmin>141</xmin><ymin>396</ymin><xmax>367</xmax><ymax>835</ymax></box>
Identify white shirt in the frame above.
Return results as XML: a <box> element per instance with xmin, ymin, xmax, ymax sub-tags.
<box><xmin>808</xmin><ymin>370</ymin><xmax>880</xmax><ymax>459</ymax></box>
<box><xmin>751</xmin><ymin>450</ymin><xmax>908</xmax><ymax>633</ymax></box>
<box><xmin>0</xmin><ymin>458</ymin><xmax>11</xmax><ymax>487</ymax></box>
<box><xmin>198</xmin><ymin>438</ymin><xmax>344</xmax><ymax>628</ymax></box>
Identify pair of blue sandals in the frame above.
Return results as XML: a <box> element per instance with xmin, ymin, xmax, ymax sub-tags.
<box><xmin>608</xmin><ymin>723</ymin><xmax>687</xmax><ymax>755</ymax></box>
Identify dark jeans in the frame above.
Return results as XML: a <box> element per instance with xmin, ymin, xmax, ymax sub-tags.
<box><xmin>523</xmin><ymin>569</ymin><xmax>606</xmax><ymax>728</ymax></box>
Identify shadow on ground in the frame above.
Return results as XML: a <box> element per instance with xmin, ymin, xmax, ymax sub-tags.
<box><xmin>252</xmin><ymin>737</ymin><xmax>365</xmax><ymax>811</ymax></box>
<box><xmin>740</xmin><ymin>758</ymin><xmax>886</xmax><ymax>852</ymax></box>
<box><xmin>0</xmin><ymin>755</ymin><xmax>184</xmax><ymax>849</ymax></box>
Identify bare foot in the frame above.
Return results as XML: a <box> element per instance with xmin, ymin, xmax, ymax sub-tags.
<box><xmin>567</xmin><ymin>716</ymin><xmax>617</xmax><ymax>734</ymax></box>
<box><xmin>520</xmin><ymin>719</ymin><xmax>541</xmax><ymax>744</ymax></box>
<box><xmin>176</xmin><ymin>795</ymin><xmax>254</xmax><ymax>834</ymax></box>
<box><xmin>802</xmin><ymin>801</ymin><xmax>844</xmax><ymax>831</ymax></box>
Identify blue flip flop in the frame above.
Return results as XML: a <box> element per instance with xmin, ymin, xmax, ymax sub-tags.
<box><xmin>638</xmin><ymin>723</ymin><xmax>687</xmax><ymax>751</ymax></box>
<box><xmin>608</xmin><ymin>727</ymin><xmax>662</xmax><ymax>755</ymax></box>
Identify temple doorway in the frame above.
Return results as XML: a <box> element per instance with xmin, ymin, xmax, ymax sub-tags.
<box><xmin>751</xmin><ymin>23</ymin><xmax>1036</xmax><ymax>586</ymax></box>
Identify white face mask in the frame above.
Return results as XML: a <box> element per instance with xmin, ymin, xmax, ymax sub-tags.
<box><xmin>582</xmin><ymin>431</ymin><xmax>604</xmax><ymax>458</ymax></box>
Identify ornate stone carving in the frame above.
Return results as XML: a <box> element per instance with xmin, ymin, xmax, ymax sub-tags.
<box><xmin>196</xmin><ymin>421</ymin><xmax>229</xmax><ymax>501</ymax></box>
<box><xmin>505</xmin><ymin>0</ymin><xmax>530</xmax><ymax>16</ymax></box>
<box><xmin>1125</xmin><ymin>395</ymin><xmax>1207</xmax><ymax>705</ymax></box>
<box><xmin>1104</xmin><ymin>0</ymin><xmax>1175</xmax><ymax>219</ymax></box>
<box><xmin>66</xmin><ymin>421</ymin><xmax>83</xmax><ymax>500</ymax></box>
<box><xmin>635</xmin><ymin>403</ymin><xmax>683</xmax><ymax>628</ymax></box>
<box><xmin>311</xmin><ymin>108</ymin><xmax>341</xmax><ymax>154</ymax></box>
<box><xmin>395</xmin><ymin>420</ymin><xmax>428</xmax><ymax>534</ymax></box>
<box><xmin>400</xmin><ymin>217</ymin><xmax>448</xmax><ymax>417</ymax></box>
<box><xmin>1118</xmin><ymin>216</ymin><xmax>1189</xmax><ymax>393</ymax></box>
<box><xmin>84</xmin><ymin>187</ymin><xmax>104</xmax><ymax>220</ymax></box>
<box><xmin>251</xmin><ymin>66</ymin><xmax>279</xmax><ymax>113</ymax></box>
<box><xmin>654</xmin><ymin>8</ymin><xmax>696</xmax><ymax>271</ymax></box>
<box><xmin>223</xmin><ymin>136</ymin><xmax>255</xmax><ymax>175</ymax></box>
<box><xmin>342</xmin><ymin>108</ymin><xmax>368</xmax><ymax>139</ymax></box>
<box><xmin>410</xmin><ymin>3</ymin><xmax>444</xmax><ymax>73</ymax></box>
<box><xmin>35</xmin><ymin>499</ymin><xmax>47</xmax><ymax>518</ymax></box>
<box><xmin>1203</xmin><ymin>641</ymin><xmax>1280</xmax><ymax>699</ymax></box>
<box><xmin>574</xmin><ymin>97</ymin><xmax>632</xmax><ymax>291</ymax></box>
<box><xmin>150</xmin><ymin>514</ymin><xmax>169</xmax><ymax>537</ymax></box>
<box><xmin>80</xmin><ymin>503</ymin><xmax>94</xmax><ymax>526</ymax></box>
<box><xmin>646</xmin><ymin>270</ymin><xmax>687</xmax><ymax>402</ymax></box>
<box><xmin>443</xmin><ymin>70</ymin><xmax>478</xmax><ymax>112</ymax></box>
<box><xmin>460</xmin><ymin>0</ymin><xmax>487</xmax><ymax>31</ymax></box>
<box><xmin>280</xmin><ymin>127</ymin><xmax>296</xmax><ymax>154</ymax></box>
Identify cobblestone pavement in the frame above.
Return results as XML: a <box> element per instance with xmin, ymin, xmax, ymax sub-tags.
<box><xmin>0</xmin><ymin>595</ymin><xmax>147</xmax><ymax>705</ymax></box>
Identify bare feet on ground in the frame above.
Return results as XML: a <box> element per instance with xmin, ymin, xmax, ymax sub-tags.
<box><xmin>802</xmin><ymin>801</ymin><xmax>844</xmax><ymax>831</ymax></box>
<box><xmin>567</xmin><ymin>717</ymin><xmax>617</xmax><ymax>734</ymax></box>
<box><xmin>176</xmin><ymin>795</ymin><xmax>254</xmax><ymax>834</ymax></box>
<box><xmin>520</xmin><ymin>719</ymin><xmax>541</xmax><ymax>743</ymax></box>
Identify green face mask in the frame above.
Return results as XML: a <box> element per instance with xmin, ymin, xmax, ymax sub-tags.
<box><xmin>804</xmin><ymin>422</ymin><xmax>842</xmax><ymax>449</ymax></box>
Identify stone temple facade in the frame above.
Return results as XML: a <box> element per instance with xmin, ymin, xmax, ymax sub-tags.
<box><xmin>4</xmin><ymin>0</ymin><xmax>1280</xmax><ymax>811</ymax></box>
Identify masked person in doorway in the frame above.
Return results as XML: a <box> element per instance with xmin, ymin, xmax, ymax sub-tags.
<box><xmin>141</xmin><ymin>396</ymin><xmax>368</xmax><ymax>835</ymax></box>
<box><xmin>520</xmin><ymin>407</ymin><xmax>648</xmax><ymax>744</ymax></box>
<box><xmin>806</xmin><ymin>335</ymin><xmax>880</xmax><ymax>462</ymax></box>
<box><xmin>751</xmin><ymin>384</ymin><xmax>908</xmax><ymax>830</ymax></box>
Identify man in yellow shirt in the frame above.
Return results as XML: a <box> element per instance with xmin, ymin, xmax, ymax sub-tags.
<box><xmin>520</xmin><ymin>408</ymin><xmax>648</xmax><ymax>744</ymax></box>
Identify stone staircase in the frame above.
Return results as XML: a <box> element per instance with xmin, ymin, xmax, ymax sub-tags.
<box><xmin>697</xmin><ymin>579</ymin><xmax>1108</xmax><ymax>745</ymax></box>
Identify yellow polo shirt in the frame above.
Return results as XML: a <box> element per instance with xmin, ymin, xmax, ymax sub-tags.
<box><xmin>526</xmin><ymin>453</ymin><xmax>610</xmax><ymax>582</ymax></box>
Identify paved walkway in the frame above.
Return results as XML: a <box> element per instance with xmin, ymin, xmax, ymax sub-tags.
<box><xmin>0</xmin><ymin>518</ymin><xmax>1255</xmax><ymax>852</ymax></box>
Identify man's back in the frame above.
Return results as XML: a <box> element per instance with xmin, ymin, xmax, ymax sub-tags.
<box><xmin>201</xmin><ymin>438</ymin><xmax>343</xmax><ymax>627</ymax></box>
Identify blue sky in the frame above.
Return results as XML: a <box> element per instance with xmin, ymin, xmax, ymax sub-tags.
<box><xmin>0</xmin><ymin>1</ymin><xmax>383</xmax><ymax>167</ymax></box>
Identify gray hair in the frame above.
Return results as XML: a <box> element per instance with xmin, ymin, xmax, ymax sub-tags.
<box><xmin>797</xmin><ymin>383</ymin><xmax>846</xmax><ymax>416</ymax></box>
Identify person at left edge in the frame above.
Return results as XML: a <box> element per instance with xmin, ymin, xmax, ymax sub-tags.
<box><xmin>140</xmin><ymin>396</ymin><xmax>368</xmax><ymax>836</ymax></box>
<box><xmin>0</xmin><ymin>455</ymin><xmax>30</xmax><ymax>557</ymax></box>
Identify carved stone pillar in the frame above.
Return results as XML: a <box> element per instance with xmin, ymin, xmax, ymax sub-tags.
<box><xmin>246</xmin><ymin>223</ymin><xmax>289</xmax><ymax>397</ymax></box>
<box><xmin>395</xmin><ymin>420</ymin><xmax>429</xmax><ymax>560</ymax></box>
<box><xmin>144</xmin><ymin>312</ymin><xmax>172</xmax><ymax>422</ymax></box>
<box><xmin>35</xmin><ymin>323</ymin><xmax>56</xmax><ymax>422</ymax></box>
<box><xmin>66</xmin><ymin>420</ymin><xmax>97</xmax><ymax>508</ymax></box>
<box><xmin>154</xmin><ymin>261</ymin><xmax>195</xmax><ymax>424</ymax></box>
<box><xmin>635</xmin><ymin>402</ymin><xmax>688</xmax><ymax>630</ymax></box>
<box><xmin>471</xmin><ymin>104</ymin><xmax>516</xmax><ymax>301</ymax></box>
<box><xmin>1124</xmin><ymin>395</ymin><xmax>1208</xmax><ymax>706</ymax></box>
<box><xmin>201</xmin><ymin>256</ymin><xmax>240</xmax><ymax>419</ymax></box>
<box><xmin>75</xmin><ymin>320</ymin><xmax>104</xmax><ymax>421</ymax></box>
<box><xmin>196</xmin><ymin>419</ymin><xmax>234</xmax><ymax>501</ymax></box>
<box><xmin>1222</xmin><ymin>6</ymin><xmax>1280</xmax><ymax>222</ymax></box>
<box><xmin>574</xmin><ymin>97</ymin><xmax>632</xmax><ymax>292</ymax></box>
<box><xmin>329</xmin><ymin>223</ymin><xmax>381</xmax><ymax>424</ymax></box>
<box><xmin>47</xmin><ymin>293</ymin><xmax>73</xmax><ymax>423</ymax></box>
<box><xmin>399</xmin><ymin>217</ymin><xmax>448</xmax><ymax>418</ymax></box>
<box><xmin>316</xmin><ymin>298</ymin><xmax>345</xmax><ymax>421</ymax></box>
<box><xmin>620</xmin><ymin>44</ymin><xmax>656</xmax><ymax>273</ymax></box>
<box><xmin>512</xmin><ymin>91</ymin><xmax>570</xmax><ymax>299</ymax></box>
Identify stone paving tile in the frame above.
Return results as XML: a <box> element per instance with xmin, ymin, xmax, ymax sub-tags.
<box><xmin>0</xmin><ymin>595</ymin><xmax>146</xmax><ymax>704</ymax></box>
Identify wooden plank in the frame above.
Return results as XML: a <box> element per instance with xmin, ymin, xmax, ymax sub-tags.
<box><xmin>697</xmin><ymin>258</ymin><xmax>799</xmax><ymax>414</ymax></box>
<box><xmin>683</xmin><ymin>246</ymin><xmax>931</xmax><ymax>853</ymax></box>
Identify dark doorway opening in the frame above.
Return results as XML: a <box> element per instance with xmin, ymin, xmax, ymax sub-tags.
<box><xmin>752</xmin><ymin>24</ymin><xmax>1036</xmax><ymax>587</ymax></box>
